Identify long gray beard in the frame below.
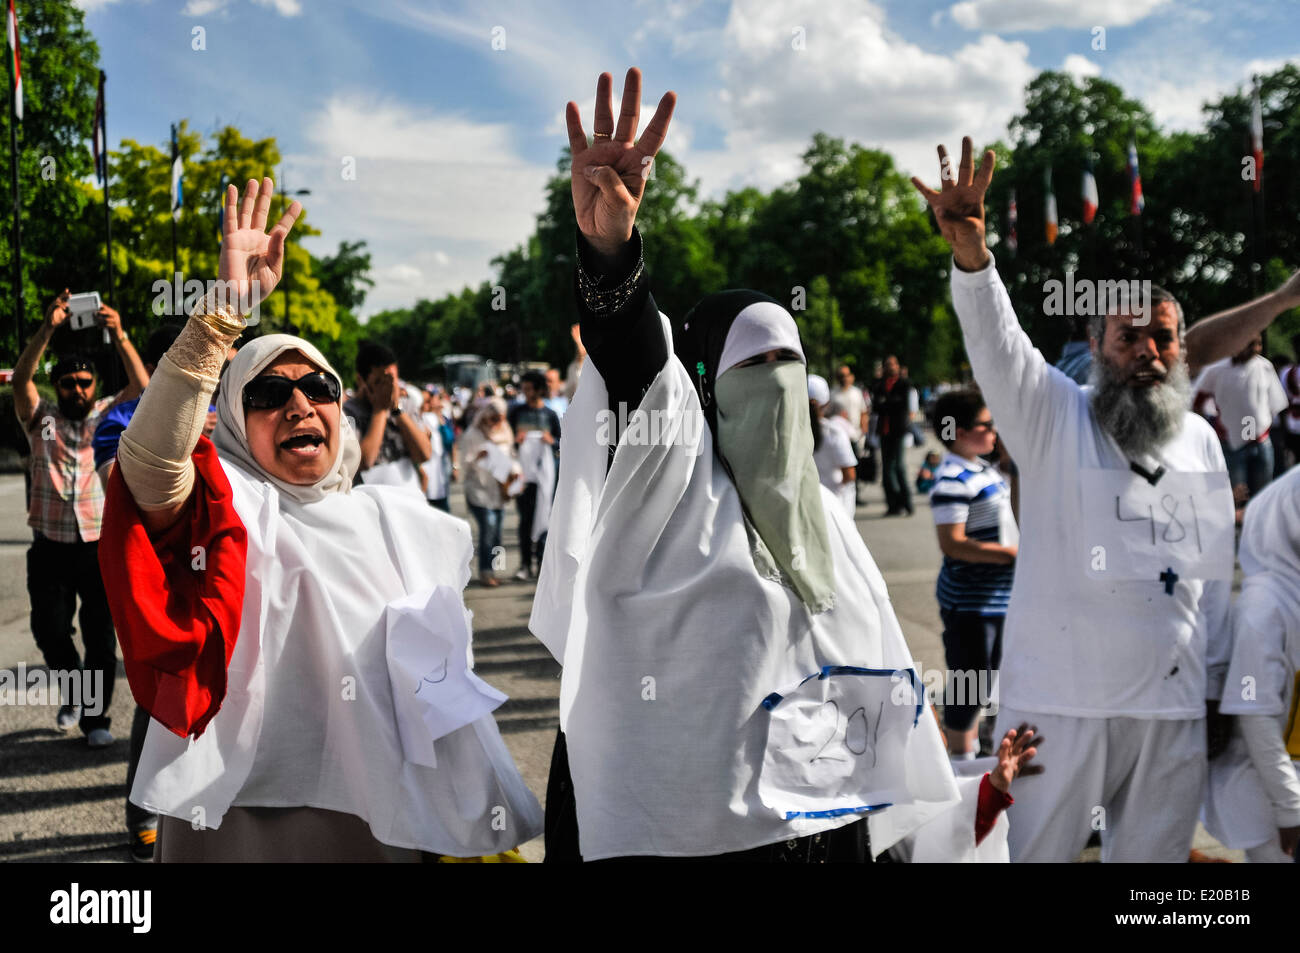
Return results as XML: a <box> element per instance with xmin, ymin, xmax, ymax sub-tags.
<box><xmin>1089</xmin><ymin>354</ymin><xmax>1192</xmax><ymax>459</ymax></box>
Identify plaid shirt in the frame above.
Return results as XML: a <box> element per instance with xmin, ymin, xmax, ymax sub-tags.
<box><xmin>24</xmin><ymin>395</ymin><xmax>117</xmax><ymax>543</ymax></box>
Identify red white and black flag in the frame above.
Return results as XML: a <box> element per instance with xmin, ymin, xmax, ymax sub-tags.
<box><xmin>1006</xmin><ymin>189</ymin><xmax>1018</xmax><ymax>255</ymax></box>
<box><xmin>92</xmin><ymin>71</ymin><xmax>107</xmax><ymax>184</ymax></box>
<box><xmin>1250</xmin><ymin>77</ymin><xmax>1264</xmax><ymax>194</ymax></box>
<box><xmin>6</xmin><ymin>0</ymin><xmax>20</xmax><ymax>122</ymax></box>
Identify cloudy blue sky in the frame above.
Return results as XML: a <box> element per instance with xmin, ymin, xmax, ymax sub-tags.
<box><xmin>74</xmin><ymin>0</ymin><xmax>1299</xmax><ymax>316</ymax></box>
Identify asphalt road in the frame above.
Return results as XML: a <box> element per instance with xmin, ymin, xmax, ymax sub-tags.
<box><xmin>0</xmin><ymin>440</ymin><xmax>1241</xmax><ymax>862</ymax></box>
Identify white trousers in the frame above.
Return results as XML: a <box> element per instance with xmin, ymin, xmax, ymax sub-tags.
<box><xmin>1244</xmin><ymin>839</ymin><xmax>1292</xmax><ymax>863</ymax></box>
<box><xmin>996</xmin><ymin>706</ymin><xmax>1205</xmax><ymax>863</ymax></box>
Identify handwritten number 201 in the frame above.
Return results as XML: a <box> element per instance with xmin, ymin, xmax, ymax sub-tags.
<box><xmin>810</xmin><ymin>703</ymin><xmax>873</xmax><ymax>762</ymax></box>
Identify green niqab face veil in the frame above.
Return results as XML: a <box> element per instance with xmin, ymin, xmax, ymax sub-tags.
<box><xmin>674</xmin><ymin>292</ymin><xmax>836</xmax><ymax>613</ymax></box>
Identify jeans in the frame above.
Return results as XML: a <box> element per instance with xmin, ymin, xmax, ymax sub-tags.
<box><xmin>26</xmin><ymin>534</ymin><xmax>117</xmax><ymax>734</ymax></box>
<box><xmin>466</xmin><ymin>503</ymin><xmax>504</xmax><ymax>574</ymax></box>
<box><xmin>516</xmin><ymin>483</ymin><xmax>547</xmax><ymax>571</ymax></box>
<box><xmin>880</xmin><ymin>435</ymin><xmax>911</xmax><ymax>513</ymax></box>
<box><xmin>427</xmin><ymin>497</ymin><xmax>450</xmax><ymax>513</ymax></box>
<box><xmin>1225</xmin><ymin>440</ymin><xmax>1274</xmax><ymax>499</ymax></box>
<box><xmin>938</xmin><ymin>609</ymin><xmax>1004</xmax><ymax>732</ymax></box>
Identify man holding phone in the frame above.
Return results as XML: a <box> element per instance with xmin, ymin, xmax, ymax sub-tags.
<box><xmin>11</xmin><ymin>289</ymin><xmax>148</xmax><ymax>747</ymax></box>
<box><xmin>343</xmin><ymin>340</ymin><xmax>431</xmax><ymax>492</ymax></box>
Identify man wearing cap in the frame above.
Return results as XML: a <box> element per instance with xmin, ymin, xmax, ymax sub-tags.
<box><xmin>11</xmin><ymin>290</ymin><xmax>148</xmax><ymax>747</ymax></box>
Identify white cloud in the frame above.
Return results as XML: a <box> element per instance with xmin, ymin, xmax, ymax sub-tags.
<box><xmin>292</xmin><ymin>94</ymin><xmax>552</xmax><ymax>315</ymax></box>
<box><xmin>949</xmin><ymin>0</ymin><xmax>1171</xmax><ymax>32</ymax></box>
<box><xmin>180</xmin><ymin>0</ymin><xmax>300</xmax><ymax>17</ymax></box>
<box><xmin>673</xmin><ymin>0</ymin><xmax>1036</xmax><ymax>196</ymax></box>
<box><xmin>1111</xmin><ymin>54</ymin><xmax>1300</xmax><ymax>132</ymax></box>
<box><xmin>73</xmin><ymin>0</ymin><xmax>125</xmax><ymax>11</ymax></box>
<box><xmin>254</xmin><ymin>0</ymin><xmax>301</xmax><ymax>14</ymax></box>
<box><xmin>1062</xmin><ymin>54</ymin><xmax>1102</xmax><ymax>80</ymax></box>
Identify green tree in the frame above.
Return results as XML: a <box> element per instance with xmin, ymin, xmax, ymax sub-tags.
<box><xmin>107</xmin><ymin>124</ymin><xmax>338</xmax><ymax>345</ymax></box>
<box><xmin>0</xmin><ymin>0</ymin><xmax>103</xmax><ymax>362</ymax></box>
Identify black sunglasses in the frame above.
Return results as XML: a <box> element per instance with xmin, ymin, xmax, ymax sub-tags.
<box><xmin>243</xmin><ymin>371</ymin><xmax>341</xmax><ymax>410</ymax></box>
<box><xmin>57</xmin><ymin>376</ymin><xmax>95</xmax><ymax>391</ymax></box>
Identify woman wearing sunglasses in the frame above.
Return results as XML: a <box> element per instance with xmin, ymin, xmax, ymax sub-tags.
<box><xmin>97</xmin><ymin>178</ymin><xmax>542</xmax><ymax>861</ymax></box>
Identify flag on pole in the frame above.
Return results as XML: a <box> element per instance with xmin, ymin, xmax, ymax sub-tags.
<box><xmin>1006</xmin><ymin>189</ymin><xmax>1018</xmax><ymax>255</ymax></box>
<box><xmin>1127</xmin><ymin>140</ymin><xmax>1145</xmax><ymax>215</ymax></box>
<box><xmin>6</xmin><ymin>0</ymin><xmax>20</xmax><ymax>122</ymax></box>
<box><xmin>170</xmin><ymin>123</ymin><xmax>183</xmax><ymax>222</ymax></box>
<box><xmin>92</xmin><ymin>72</ymin><xmax>107</xmax><ymax>185</ymax></box>
<box><xmin>1044</xmin><ymin>168</ymin><xmax>1058</xmax><ymax>245</ymax></box>
<box><xmin>1250</xmin><ymin>77</ymin><xmax>1264</xmax><ymax>194</ymax></box>
<box><xmin>1082</xmin><ymin>161</ymin><xmax>1099</xmax><ymax>225</ymax></box>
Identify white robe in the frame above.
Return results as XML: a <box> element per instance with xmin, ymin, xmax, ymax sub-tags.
<box><xmin>1204</xmin><ymin>465</ymin><xmax>1300</xmax><ymax>849</ymax></box>
<box><xmin>131</xmin><ymin>458</ymin><xmax>544</xmax><ymax>856</ymax></box>
<box><xmin>530</xmin><ymin>314</ymin><xmax>959</xmax><ymax>861</ymax></box>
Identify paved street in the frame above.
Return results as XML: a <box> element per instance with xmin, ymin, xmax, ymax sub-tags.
<box><xmin>0</xmin><ymin>440</ymin><xmax>1241</xmax><ymax>862</ymax></box>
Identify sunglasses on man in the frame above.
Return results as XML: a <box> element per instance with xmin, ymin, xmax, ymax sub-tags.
<box><xmin>243</xmin><ymin>371</ymin><xmax>342</xmax><ymax>411</ymax></box>
<box><xmin>57</xmin><ymin>376</ymin><xmax>95</xmax><ymax>391</ymax></box>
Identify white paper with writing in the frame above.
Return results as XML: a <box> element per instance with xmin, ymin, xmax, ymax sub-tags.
<box><xmin>385</xmin><ymin>587</ymin><xmax>507</xmax><ymax>768</ymax></box>
<box><xmin>1081</xmin><ymin>468</ymin><xmax>1234</xmax><ymax>581</ymax></box>
<box><xmin>758</xmin><ymin>667</ymin><xmax>922</xmax><ymax>819</ymax></box>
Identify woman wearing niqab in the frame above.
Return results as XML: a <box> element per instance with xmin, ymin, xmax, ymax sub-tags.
<box><xmin>531</xmin><ymin>70</ymin><xmax>1012</xmax><ymax>863</ymax></box>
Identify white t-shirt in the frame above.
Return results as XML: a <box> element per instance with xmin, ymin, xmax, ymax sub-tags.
<box><xmin>814</xmin><ymin>416</ymin><xmax>858</xmax><ymax>517</ymax></box>
<box><xmin>419</xmin><ymin>411</ymin><xmax>447</xmax><ymax>501</ymax></box>
<box><xmin>1196</xmin><ymin>356</ymin><xmax>1287</xmax><ymax>450</ymax></box>
<box><xmin>830</xmin><ymin>385</ymin><xmax>867</xmax><ymax>441</ymax></box>
<box><xmin>951</xmin><ymin>260</ymin><xmax>1232</xmax><ymax>719</ymax></box>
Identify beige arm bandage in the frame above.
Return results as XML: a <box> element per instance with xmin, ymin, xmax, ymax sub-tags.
<box><xmin>116</xmin><ymin>309</ymin><xmax>239</xmax><ymax>510</ymax></box>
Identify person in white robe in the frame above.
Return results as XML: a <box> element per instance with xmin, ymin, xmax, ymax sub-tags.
<box><xmin>1203</xmin><ymin>465</ymin><xmax>1300</xmax><ymax>862</ymax></box>
<box><xmin>911</xmin><ymin>138</ymin><xmax>1234</xmax><ymax>863</ymax></box>
<box><xmin>530</xmin><ymin>69</ymin><xmax>1038</xmax><ymax>863</ymax></box>
<box><xmin>103</xmin><ymin>178</ymin><xmax>542</xmax><ymax>861</ymax></box>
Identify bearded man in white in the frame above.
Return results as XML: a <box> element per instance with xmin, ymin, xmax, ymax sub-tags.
<box><xmin>911</xmin><ymin>139</ymin><xmax>1234</xmax><ymax>862</ymax></box>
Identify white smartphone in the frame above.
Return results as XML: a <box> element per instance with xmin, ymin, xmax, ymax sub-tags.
<box><xmin>66</xmin><ymin>292</ymin><xmax>102</xmax><ymax>331</ymax></box>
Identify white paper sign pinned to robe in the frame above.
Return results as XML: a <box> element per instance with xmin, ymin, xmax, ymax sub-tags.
<box><xmin>385</xmin><ymin>586</ymin><xmax>507</xmax><ymax>768</ymax></box>
<box><xmin>758</xmin><ymin>666</ymin><xmax>922</xmax><ymax>820</ymax></box>
<box><xmin>481</xmin><ymin>442</ymin><xmax>516</xmax><ymax>485</ymax></box>
<box><xmin>1081</xmin><ymin>468</ymin><xmax>1234</xmax><ymax>582</ymax></box>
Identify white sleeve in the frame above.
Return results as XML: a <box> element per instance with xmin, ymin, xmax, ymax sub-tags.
<box><xmin>1267</xmin><ymin>368</ymin><xmax>1289</xmax><ymax>418</ymax></box>
<box><xmin>827</xmin><ymin>427</ymin><xmax>856</xmax><ymax>469</ymax></box>
<box><xmin>908</xmin><ymin>388</ymin><xmax>919</xmax><ymax>415</ymax></box>
<box><xmin>1239</xmin><ymin>714</ymin><xmax>1300</xmax><ymax>828</ymax></box>
<box><xmin>949</xmin><ymin>259</ymin><xmax>1080</xmax><ymax>466</ymax></box>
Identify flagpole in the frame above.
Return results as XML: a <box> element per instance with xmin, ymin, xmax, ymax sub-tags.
<box><xmin>170</xmin><ymin>122</ymin><xmax>177</xmax><ymax>280</ymax></box>
<box><xmin>100</xmin><ymin>72</ymin><xmax>112</xmax><ymax>308</ymax></box>
<box><xmin>7</xmin><ymin>16</ymin><xmax>22</xmax><ymax>352</ymax></box>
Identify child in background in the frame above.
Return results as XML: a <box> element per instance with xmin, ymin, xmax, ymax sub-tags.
<box><xmin>916</xmin><ymin>449</ymin><xmax>942</xmax><ymax>493</ymax></box>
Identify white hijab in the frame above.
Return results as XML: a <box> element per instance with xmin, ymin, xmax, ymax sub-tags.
<box><xmin>134</xmin><ymin>334</ymin><xmax>544</xmax><ymax>853</ymax></box>
<box><xmin>531</xmin><ymin>312</ymin><xmax>956</xmax><ymax>861</ymax></box>
<box><xmin>212</xmin><ymin>334</ymin><xmax>361</xmax><ymax>504</ymax></box>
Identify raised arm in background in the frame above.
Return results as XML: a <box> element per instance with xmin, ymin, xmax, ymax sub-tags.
<box><xmin>1184</xmin><ymin>270</ymin><xmax>1300</xmax><ymax>378</ymax></box>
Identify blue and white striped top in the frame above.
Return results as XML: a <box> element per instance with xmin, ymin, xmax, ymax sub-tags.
<box><xmin>930</xmin><ymin>452</ymin><xmax>1016</xmax><ymax>616</ymax></box>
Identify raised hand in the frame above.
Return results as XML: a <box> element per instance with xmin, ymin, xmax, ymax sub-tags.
<box><xmin>566</xmin><ymin>68</ymin><xmax>676</xmax><ymax>258</ymax></box>
<box><xmin>990</xmin><ymin>722</ymin><xmax>1043</xmax><ymax>794</ymax></box>
<box><xmin>910</xmin><ymin>136</ymin><xmax>995</xmax><ymax>273</ymax></box>
<box><xmin>44</xmin><ymin>289</ymin><xmax>70</xmax><ymax>329</ymax></box>
<box><xmin>218</xmin><ymin>177</ymin><xmax>302</xmax><ymax>311</ymax></box>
